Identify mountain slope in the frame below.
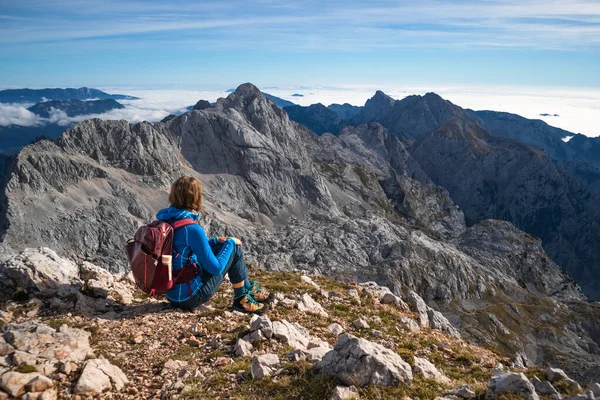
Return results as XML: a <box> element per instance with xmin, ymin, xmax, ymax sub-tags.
<box><xmin>327</xmin><ymin>103</ymin><xmax>361</xmax><ymax>120</ymax></box>
<box><xmin>0</xmin><ymin>83</ymin><xmax>597</xmax><ymax>381</ymax></box>
<box><xmin>0</xmin><ymin>87</ymin><xmax>138</xmax><ymax>103</ymax></box>
<box><xmin>283</xmin><ymin>103</ymin><xmax>345</xmax><ymax>135</ymax></box>
<box><xmin>409</xmin><ymin>116</ymin><xmax>600</xmax><ymax>300</ymax></box>
<box><xmin>27</xmin><ymin>99</ymin><xmax>124</xmax><ymax>118</ymax></box>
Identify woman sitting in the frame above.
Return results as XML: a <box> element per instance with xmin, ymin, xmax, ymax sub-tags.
<box><xmin>156</xmin><ymin>176</ymin><xmax>272</xmax><ymax>313</ymax></box>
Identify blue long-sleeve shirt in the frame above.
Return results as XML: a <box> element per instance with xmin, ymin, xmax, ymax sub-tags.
<box><xmin>156</xmin><ymin>206</ymin><xmax>235</xmax><ymax>302</ymax></box>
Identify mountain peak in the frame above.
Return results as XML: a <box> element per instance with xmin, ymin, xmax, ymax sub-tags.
<box><xmin>233</xmin><ymin>82</ymin><xmax>262</xmax><ymax>96</ymax></box>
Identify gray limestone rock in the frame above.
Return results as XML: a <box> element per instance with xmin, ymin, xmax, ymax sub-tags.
<box><xmin>316</xmin><ymin>333</ymin><xmax>412</xmax><ymax>387</ymax></box>
<box><xmin>0</xmin><ymin>248</ymin><xmax>80</xmax><ymax>295</ymax></box>
<box><xmin>234</xmin><ymin>339</ymin><xmax>253</xmax><ymax>357</ymax></box>
<box><xmin>271</xmin><ymin>320</ymin><xmax>310</xmax><ymax>350</ymax></box>
<box><xmin>447</xmin><ymin>385</ymin><xmax>476</xmax><ymax>399</ymax></box>
<box><xmin>250</xmin><ymin>354</ymin><xmax>279</xmax><ymax>380</ymax></box>
<box><xmin>330</xmin><ymin>385</ymin><xmax>360</xmax><ymax>400</ymax></box>
<box><xmin>486</xmin><ymin>372</ymin><xmax>540</xmax><ymax>400</ymax></box>
<box><xmin>530</xmin><ymin>377</ymin><xmax>559</xmax><ymax>398</ymax></box>
<box><xmin>413</xmin><ymin>357</ymin><xmax>450</xmax><ymax>384</ymax></box>
<box><xmin>297</xmin><ymin>293</ymin><xmax>328</xmax><ymax>317</ymax></box>
<box><xmin>0</xmin><ymin>372</ymin><xmax>42</xmax><ymax>398</ymax></box>
<box><xmin>406</xmin><ymin>290</ymin><xmax>430</xmax><ymax>328</ymax></box>
<box><xmin>328</xmin><ymin>323</ymin><xmax>344</xmax><ymax>336</ymax></box>
<box><xmin>74</xmin><ymin>358</ymin><xmax>129</xmax><ymax>394</ymax></box>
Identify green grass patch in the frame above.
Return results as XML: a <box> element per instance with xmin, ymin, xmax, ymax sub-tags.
<box><xmin>16</xmin><ymin>364</ymin><xmax>37</xmax><ymax>373</ymax></box>
<box><xmin>172</xmin><ymin>345</ymin><xmax>201</xmax><ymax>362</ymax></box>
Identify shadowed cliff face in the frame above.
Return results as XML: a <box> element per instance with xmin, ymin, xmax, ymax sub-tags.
<box><xmin>0</xmin><ymin>83</ymin><xmax>598</xmax><ymax>382</ymax></box>
<box><xmin>409</xmin><ymin>117</ymin><xmax>600</xmax><ymax>301</ymax></box>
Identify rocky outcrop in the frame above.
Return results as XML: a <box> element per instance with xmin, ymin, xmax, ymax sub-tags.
<box><xmin>0</xmin><ymin>248</ymin><xmax>80</xmax><ymax>296</ymax></box>
<box><xmin>316</xmin><ymin>333</ymin><xmax>412</xmax><ymax>387</ymax></box>
<box><xmin>0</xmin><ymin>321</ymin><xmax>126</xmax><ymax>399</ymax></box>
<box><xmin>0</xmin><ymin>247</ymin><xmax>135</xmax><ymax>311</ymax></box>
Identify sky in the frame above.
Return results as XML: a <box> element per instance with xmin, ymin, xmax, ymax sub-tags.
<box><xmin>1</xmin><ymin>0</ymin><xmax>599</xmax><ymax>88</ymax></box>
<box><xmin>0</xmin><ymin>0</ymin><xmax>599</xmax><ymax>136</ymax></box>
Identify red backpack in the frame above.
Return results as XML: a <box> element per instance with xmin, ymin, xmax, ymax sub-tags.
<box><xmin>125</xmin><ymin>219</ymin><xmax>198</xmax><ymax>296</ymax></box>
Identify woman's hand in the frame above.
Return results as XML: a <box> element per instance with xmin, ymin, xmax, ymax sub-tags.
<box><xmin>218</xmin><ymin>236</ymin><xmax>243</xmax><ymax>246</ymax></box>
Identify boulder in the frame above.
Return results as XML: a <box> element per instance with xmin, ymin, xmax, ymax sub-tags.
<box><xmin>530</xmin><ymin>377</ymin><xmax>559</xmax><ymax>398</ymax></box>
<box><xmin>3</xmin><ymin>322</ymin><xmax>92</xmax><ymax>365</ymax></box>
<box><xmin>25</xmin><ymin>375</ymin><xmax>54</xmax><ymax>392</ymax></box>
<box><xmin>0</xmin><ymin>248</ymin><xmax>80</xmax><ymax>295</ymax></box>
<box><xmin>406</xmin><ymin>290</ymin><xmax>429</xmax><ymax>328</ymax></box>
<box><xmin>427</xmin><ymin>308</ymin><xmax>460</xmax><ymax>338</ymax></box>
<box><xmin>163</xmin><ymin>359</ymin><xmax>188</xmax><ymax>372</ymax></box>
<box><xmin>300</xmin><ymin>275</ymin><xmax>320</xmax><ymax>289</ymax></box>
<box><xmin>0</xmin><ymin>372</ymin><xmax>41</xmax><ymax>397</ymax></box>
<box><xmin>316</xmin><ymin>333</ymin><xmax>412</xmax><ymax>387</ymax></box>
<box><xmin>74</xmin><ymin>358</ymin><xmax>128</xmax><ymax>394</ymax></box>
<box><xmin>546</xmin><ymin>367</ymin><xmax>570</xmax><ymax>382</ymax></box>
<box><xmin>447</xmin><ymin>384</ymin><xmax>476</xmax><ymax>399</ymax></box>
<box><xmin>297</xmin><ymin>293</ymin><xmax>328</xmax><ymax>317</ymax></box>
<box><xmin>272</xmin><ymin>320</ymin><xmax>310</xmax><ymax>350</ymax></box>
<box><xmin>250</xmin><ymin>354</ymin><xmax>279</xmax><ymax>380</ymax></box>
<box><xmin>413</xmin><ymin>357</ymin><xmax>450</xmax><ymax>384</ymax></box>
<box><xmin>234</xmin><ymin>339</ymin><xmax>253</xmax><ymax>357</ymax></box>
<box><xmin>0</xmin><ymin>338</ymin><xmax>13</xmax><ymax>357</ymax></box>
<box><xmin>330</xmin><ymin>385</ymin><xmax>360</xmax><ymax>400</ymax></box>
<box><xmin>244</xmin><ymin>329</ymin><xmax>266</xmax><ymax>344</ymax></box>
<box><xmin>353</xmin><ymin>319</ymin><xmax>370</xmax><ymax>330</ymax></box>
<box><xmin>592</xmin><ymin>383</ymin><xmax>600</xmax><ymax>397</ymax></box>
<box><xmin>328</xmin><ymin>323</ymin><xmax>344</xmax><ymax>336</ymax></box>
<box><xmin>249</xmin><ymin>315</ymin><xmax>273</xmax><ymax>338</ymax></box>
<box><xmin>380</xmin><ymin>293</ymin><xmax>410</xmax><ymax>312</ymax></box>
<box><xmin>485</xmin><ymin>372</ymin><xmax>539</xmax><ymax>400</ymax></box>
<box><xmin>303</xmin><ymin>346</ymin><xmax>331</xmax><ymax>362</ymax></box>
<box><xmin>81</xmin><ymin>262</ymin><xmax>133</xmax><ymax>305</ymax></box>
<box><xmin>398</xmin><ymin>316</ymin><xmax>420</xmax><ymax>333</ymax></box>
<box><xmin>545</xmin><ymin>367</ymin><xmax>582</xmax><ymax>393</ymax></box>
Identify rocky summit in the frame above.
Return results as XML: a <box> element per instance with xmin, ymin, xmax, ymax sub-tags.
<box><xmin>1</xmin><ymin>83</ymin><xmax>600</xmax><ymax>398</ymax></box>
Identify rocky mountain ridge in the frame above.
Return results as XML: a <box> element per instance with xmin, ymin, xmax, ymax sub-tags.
<box><xmin>283</xmin><ymin>90</ymin><xmax>600</xmax><ymax>301</ymax></box>
<box><xmin>27</xmin><ymin>99</ymin><xmax>124</xmax><ymax>118</ymax></box>
<box><xmin>0</xmin><ymin>87</ymin><xmax>138</xmax><ymax>103</ymax></box>
<box><xmin>0</xmin><ymin>83</ymin><xmax>599</xmax><ymax>388</ymax></box>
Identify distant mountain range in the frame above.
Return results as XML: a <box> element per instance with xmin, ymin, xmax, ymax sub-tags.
<box><xmin>27</xmin><ymin>99</ymin><xmax>124</xmax><ymax>118</ymax></box>
<box><xmin>0</xmin><ymin>99</ymin><xmax>127</xmax><ymax>155</ymax></box>
<box><xmin>0</xmin><ymin>87</ymin><xmax>138</xmax><ymax>103</ymax></box>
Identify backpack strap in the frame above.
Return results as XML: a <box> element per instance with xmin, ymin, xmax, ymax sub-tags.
<box><xmin>171</xmin><ymin>218</ymin><xmax>197</xmax><ymax>230</ymax></box>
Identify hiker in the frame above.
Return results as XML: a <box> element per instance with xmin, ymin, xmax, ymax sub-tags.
<box><xmin>156</xmin><ymin>176</ymin><xmax>272</xmax><ymax>313</ymax></box>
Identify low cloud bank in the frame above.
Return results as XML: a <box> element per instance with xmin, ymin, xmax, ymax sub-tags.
<box><xmin>1</xmin><ymin>86</ymin><xmax>598</xmax><ymax>137</ymax></box>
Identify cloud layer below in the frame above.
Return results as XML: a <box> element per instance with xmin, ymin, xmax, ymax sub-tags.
<box><xmin>1</xmin><ymin>85</ymin><xmax>598</xmax><ymax>137</ymax></box>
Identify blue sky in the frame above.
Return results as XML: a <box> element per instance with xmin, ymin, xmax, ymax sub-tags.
<box><xmin>0</xmin><ymin>0</ymin><xmax>599</xmax><ymax>89</ymax></box>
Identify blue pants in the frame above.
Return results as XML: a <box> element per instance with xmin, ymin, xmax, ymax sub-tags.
<box><xmin>173</xmin><ymin>243</ymin><xmax>248</xmax><ymax>311</ymax></box>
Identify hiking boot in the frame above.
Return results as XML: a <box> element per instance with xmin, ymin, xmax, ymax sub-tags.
<box><xmin>232</xmin><ymin>292</ymin><xmax>268</xmax><ymax>314</ymax></box>
<box><xmin>249</xmin><ymin>280</ymin><xmax>274</xmax><ymax>303</ymax></box>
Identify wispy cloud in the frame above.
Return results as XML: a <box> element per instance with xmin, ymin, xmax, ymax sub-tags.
<box><xmin>1</xmin><ymin>0</ymin><xmax>599</xmax><ymax>50</ymax></box>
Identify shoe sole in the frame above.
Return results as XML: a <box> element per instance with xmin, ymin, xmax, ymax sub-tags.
<box><xmin>255</xmin><ymin>293</ymin><xmax>275</xmax><ymax>304</ymax></box>
<box><xmin>232</xmin><ymin>304</ymin><xmax>269</xmax><ymax>314</ymax></box>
